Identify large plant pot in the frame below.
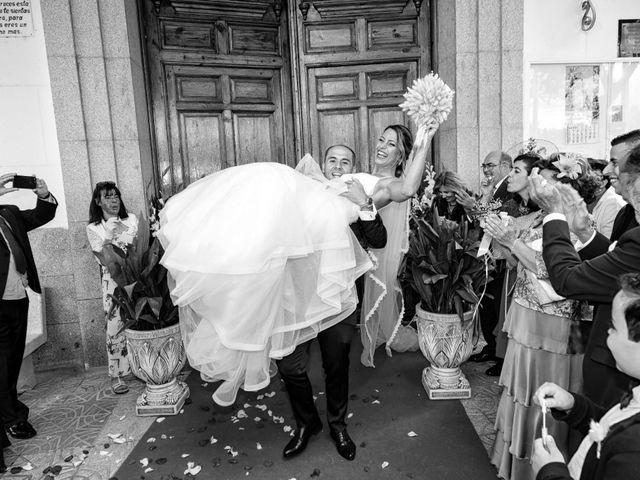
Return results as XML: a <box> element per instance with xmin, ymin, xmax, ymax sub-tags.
<box><xmin>125</xmin><ymin>323</ymin><xmax>190</xmax><ymax>416</ymax></box>
<box><xmin>415</xmin><ymin>304</ymin><xmax>475</xmax><ymax>400</ymax></box>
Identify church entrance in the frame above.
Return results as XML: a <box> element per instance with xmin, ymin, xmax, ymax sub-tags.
<box><xmin>141</xmin><ymin>0</ymin><xmax>431</xmax><ymax>194</ymax></box>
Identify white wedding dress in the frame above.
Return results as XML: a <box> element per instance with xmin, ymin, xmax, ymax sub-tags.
<box><xmin>157</xmin><ymin>162</ymin><xmax>373</xmax><ymax>406</ymax></box>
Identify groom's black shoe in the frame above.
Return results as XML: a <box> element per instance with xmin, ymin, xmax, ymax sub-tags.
<box><xmin>6</xmin><ymin>421</ymin><xmax>37</xmax><ymax>440</ymax></box>
<box><xmin>283</xmin><ymin>420</ymin><xmax>322</xmax><ymax>459</ymax></box>
<box><xmin>331</xmin><ymin>429</ymin><xmax>356</xmax><ymax>460</ymax></box>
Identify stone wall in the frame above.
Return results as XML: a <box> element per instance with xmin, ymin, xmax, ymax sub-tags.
<box><xmin>435</xmin><ymin>0</ymin><xmax>524</xmax><ymax>188</ymax></box>
<box><xmin>32</xmin><ymin>0</ymin><xmax>153</xmax><ymax>370</ymax></box>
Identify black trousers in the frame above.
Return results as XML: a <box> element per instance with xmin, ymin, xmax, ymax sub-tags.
<box><xmin>0</xmin><ymin>298</ymin><xmax>30</xmax><ymax>429</ymax></box>
<box><xmin>478</xmin><ymin>274</ymin><xmax>505</xmax><ymax>354</ymax></box>
<box><xmin>277</xmin><ymin>312</ymin><xmax>356</xmax><ymax>433</ymax></box>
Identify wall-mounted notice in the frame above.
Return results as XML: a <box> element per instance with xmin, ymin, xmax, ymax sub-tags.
<box><xmin>0</xmin><ymin>0</ymin><xmax>33</xmax><ymax>37</ymax></box>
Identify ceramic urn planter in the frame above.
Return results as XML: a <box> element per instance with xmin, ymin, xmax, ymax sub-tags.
<box><xmin>125</xmin><ymin>323</ymin><xmax>189</xmax><ymax>416</ymax></box>
<box><xmin>415</xmin><ymin>304</ymin><xmax>475</xmax><ymax>400</ymax></box>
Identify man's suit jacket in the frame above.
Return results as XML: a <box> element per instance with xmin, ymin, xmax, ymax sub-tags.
<box><xmin>542</xmin><ymin>220</ymin><xmax>640</xmax><ymax>407</ymax></box>
<box><xmin>0</xmin><ymin>198</ymin><xmax>57</xmax><ymax>296</ymax></box>
<box><xmin>536</xmin><ymin>394</ymin><xmax>640</xmax><ymax>480</ymax></box>
<box><xmin>610</xmin><ymin>203</ymin><xmax>638</xmax><ymax>242</ymax></box>
<box><xmin>349</xmin><ymin>214</ymin><xmax>386</xmax><ymax>251</ymax></box>
<box><xmin>493</xmin><ymin>177</ymin><xmax>513</xmax><ymax>203</ymax></box>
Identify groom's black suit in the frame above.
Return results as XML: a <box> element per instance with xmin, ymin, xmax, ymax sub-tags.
<box><xmin>543</xmin><ymin>219</ymin><xmax>640</xmax><ymax>408</ymax></box>
<box><xmin>277</xmin><ymin>214</ymin><xmax>386</xmax><ymax>434</ymax></box>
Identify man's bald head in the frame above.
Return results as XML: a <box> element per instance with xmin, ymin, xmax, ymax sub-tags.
<box><xmin>481</xmin><ymin>150</ymin><xmax>512</xmax><ymax>182</ymax></box>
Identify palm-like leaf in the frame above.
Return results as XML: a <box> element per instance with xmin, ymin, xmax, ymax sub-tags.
<box><xmin>403</xmin><ymin>206</ymin><xmax>495</xmax><ymax>316</ymax></box>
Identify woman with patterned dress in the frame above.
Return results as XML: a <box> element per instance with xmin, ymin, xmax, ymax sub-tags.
<box><xmin>86</xmin><ymin>182</ymin><xmax>138</xmax><ymax>394</ymax></box>
<box><xmin>485</xmin><ymin>158</ymin><xmax>597</xmax><ymax>480</ymax></box>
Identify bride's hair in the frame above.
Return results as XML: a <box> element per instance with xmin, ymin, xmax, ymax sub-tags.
<box><xmin>384</xmin><ymin>124</ymin><xmax>413</xmax><ymax>177</ymax></box>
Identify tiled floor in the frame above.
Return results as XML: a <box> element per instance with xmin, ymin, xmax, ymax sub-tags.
<box><xmin>1</xmin><ymin>352</ymin><xmax>502</xmax><ymax>479</ymax></box>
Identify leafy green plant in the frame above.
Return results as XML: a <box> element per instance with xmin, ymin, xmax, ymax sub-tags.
<box><xmin>93</xmin><ymin>213</ymin><xmax>178</xmax><ymax>332</ymax></box>
<box><xmin>400</xmin><ymin>206</ymin><xmax>494</xmax><ymax>321</ymax></box>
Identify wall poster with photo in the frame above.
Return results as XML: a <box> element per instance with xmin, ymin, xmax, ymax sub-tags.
<box><xmin>526</xmin><ymin>62</ymin><xmax>640</xmax><ymax>159</ymax></box>
<box><xmin>564</xmin><ymin>65</ymin><xmax>600</xmax><ymax>144</ymax></box>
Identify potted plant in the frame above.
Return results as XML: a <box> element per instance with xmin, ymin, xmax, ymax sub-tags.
<box><xmin>401</xmin><ymin>171</ymin><xmax>494</xmax><ymax>400</ymax></box>
<box><xmin>93</xmin><ymin>201</ymin><xmax>189</xmax><ymax>416</ymax></box>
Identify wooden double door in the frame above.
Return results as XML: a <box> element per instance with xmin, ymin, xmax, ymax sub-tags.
<box><xmin>142</xmin><ymin>0</ymin><xmax>431</xmax><ymax>193</ymax></box>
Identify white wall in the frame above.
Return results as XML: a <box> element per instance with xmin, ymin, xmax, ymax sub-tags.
<box><xmin>524</xmin><ymin>0</ymin><xmax>640</xmax><ymax>63</ymax></box>
<box><xmin>0</xmin><ymin>0</ymin><xmax>66</xmax><ymax>228</ymax></box>
<box><xmin>523</xmin><ymin>0</ymin><xmax>640</xmax><ymax>159</ymax></box>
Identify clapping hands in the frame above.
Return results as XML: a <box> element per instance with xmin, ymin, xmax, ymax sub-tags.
<box><xmin>483</xmin><ymin>214</ymin><xmax>518</xmax><ymax>250</ymax></box>
<box><xmin>529</xmin><ymin>168</ymin><xmax>563</xmax><ymax>213</ymax></box>
<box><xmin>529</xmin><ymin>169</ymin><xmax>593</xmax><ymax>240</ymax></box>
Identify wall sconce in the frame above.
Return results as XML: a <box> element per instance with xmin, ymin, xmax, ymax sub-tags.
<box><xmin>581</xmin><ymin>0</ymin><xmax>596</xmax><ymax>31</ymax></box>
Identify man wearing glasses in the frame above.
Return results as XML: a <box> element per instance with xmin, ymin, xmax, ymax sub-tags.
<box><xmin>469</xmin><ymin>151</ymin><xmax>513</xmax><ymax>376</ymax></box>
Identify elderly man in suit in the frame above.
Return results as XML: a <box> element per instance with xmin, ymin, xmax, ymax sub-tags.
<box><xmin>465</xmin><ymin>151</ymin><xmax>513</xmax><ymax>375</ymax></box>
<box><xmin>277</xmin><ymin>145</ymin><xmax>386</xmax><ymax>461</ymax></box>
<box><xmin>532</xmin><ymin>137</ymin><xmax>640</xmax><ymax>409</ymax></box>
<box><xmin>0</xmin><ymin>172</ymin><xmax>57</xmax><ymax>459</ymax></box>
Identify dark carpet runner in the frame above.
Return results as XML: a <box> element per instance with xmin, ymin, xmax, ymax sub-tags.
<box><xmin>114</xmin><ymin>341</ymin><xmax>496</xmax><ymax>480</ymax></box>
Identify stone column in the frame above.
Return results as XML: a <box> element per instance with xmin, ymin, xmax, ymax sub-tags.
<box><xmin>434</xmin><ymin>0</ymin><xmax>523</xmax><ymax>189</ymax></box>
<box><xmin>34</xmin><ymin>0</ymin><xmax>152</xmax><ymax>369</ymax></box>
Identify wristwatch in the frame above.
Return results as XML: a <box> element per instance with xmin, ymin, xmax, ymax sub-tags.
<box><xmin>360</xmin><ymin>197</ymin><xmax>374</xmax><ymax>211</ymax></box>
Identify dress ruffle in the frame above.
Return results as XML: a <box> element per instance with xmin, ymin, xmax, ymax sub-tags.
<box><xmin>158</xmin><ymin>162</ymin><xmax>373</xmax><ymax>406</ymax></box>
<box><xmin>360</xmin><ymin>199</ymin><xmax>418</xmax><ymax>367</ymax></box>
<box><xmin>490</xmin><ymin>302</ymin><xmax>584</xmax><ymax>480</ymax></box>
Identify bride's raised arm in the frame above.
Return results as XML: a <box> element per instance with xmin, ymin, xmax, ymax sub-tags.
<box><xmin>372</xmin><ymin>130</ymin><xmax>434</xmax><ymax>208</ymax></box>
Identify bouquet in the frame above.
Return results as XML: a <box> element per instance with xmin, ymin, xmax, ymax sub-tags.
<box><xmin>399</xmin><ymin>73</ymin><xmax>455</xmax><ymax>147</ymax></box>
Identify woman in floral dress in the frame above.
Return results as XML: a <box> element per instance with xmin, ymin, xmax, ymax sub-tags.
<box><xmin>484</xmin><ymin>158</ymin><xmax>597</xmax><ymax>480</ymax></box>
<box><xmin>86</xmin><ymin>182</ymin><xmax>138</xmax><ymax>394</ymax></box>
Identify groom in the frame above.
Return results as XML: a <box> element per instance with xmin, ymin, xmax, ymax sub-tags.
<box><xmin>277</xmin><ymin>145</ymin><xmax>386</xmax><ymax>461</ymax></box>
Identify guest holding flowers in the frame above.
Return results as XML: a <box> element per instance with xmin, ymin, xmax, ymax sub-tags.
<box><xmin>485</xmin><ymin>156</ymin><xmax>597</xmax><ymax>480</ymax></box>
<box><xmin>86</xmin><ymin>182</ymin><xmax>138</xmax><ymax>394</ymax></box>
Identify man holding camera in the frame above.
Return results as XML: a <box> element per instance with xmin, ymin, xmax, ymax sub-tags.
<box><xmin>0</xmin><ymin>173</ymin><xmax>56</xmax><ymax>461</ymax></box>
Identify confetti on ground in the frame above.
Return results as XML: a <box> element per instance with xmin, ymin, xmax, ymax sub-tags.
<box><xmin>119</xmin><ymin>415</ymin><xmax>126</xmax><ymax>421</ymax></box>
<box><xmin>99</xmin><ymin>451</ymin><xmax>111</xmax><ymax>456</ymax></box>
<box><xmin>140</xmin><ymin>458</ymin><xmax>149</xmax><ymax>467</ymax></box>
<box><xmin>184</xmin><ymin>461</ymin><xmax>202</xmax><ymax>475</ymax></box>
<box><xmin>144</xmin><ymin>467</ymin><xmax>154</xmax><ymax>473</ymax></box>
<box><xmin>146</xmin><ymin>437</ymin><xmax>156</xmax><ymax>443</ymax></box>
<box><xmin>254</xmin><ymin>417</ymin><xmax>262</xmax><ymax>422</ymax></box>
<box><xmin>372</xmin><ymin>400</ymin><xmax>381</xmax><ymax>405</ymax></box>
<box><xmin>181</xmin><ymin>453</ymin><xmax>190</xmax><ymax>458</ymax></box>
<box><xmin>22</xmin><ymin>463</ymin><xmax>33</xmax><ymax>471</ymax></box>
<box><xmin>244</xmin><ymin>403</ymin><xmax>251</xmax><ymax>408</ymax></box>
<box><xmin>224</xmin><ymin>446</ymin><xmax>239</xmax><ymax>457</ymax></box>
<box><xmin>381</xmin><ymin>461</ymin><xmax>389</xmax><ymax>469</ymax></box>
<box><xmin>347</xmin><ymin>413</ymin><xmax>353</xmax><ymax>419</ymax></box>
<box><xmin>210</xmin><ymin>436</ymin><xmax>218</xmax><ymax>445</ymax></box>
<box><xmin>283</xmin><ymin>425</ymin><xmax>292</xmax><ymax>433</ymax></box>
<box><xmin>156</xmin><ymin>417</ymin><xmax>166</xmax><ymax>423</ymax></box>
<box><xmin>161</xmin><ymin>434</ymin><xmax>167</xmax><ymax>440</ymax></box>
<box><xmin>408</xmin><ymin>431</ymin><xmax>418</xmax><ymax>437</ymax></box>
<box><xmin>201</xmin><ymin>382</ymin><xmax>209</xmax><ymax>387</ymax></box>
<box><xmin>256</xmin><ymin>404</ymin><xmax>267</xmax><ymax>411</ymax></box>
<box><xmin>257</xmin><ymin>394</ymin><xmax>264</xmax><ymax>400</ymax></box>
<box><xmin>264</xmin><ymin>391</ymin><xmax>276</xmax><ymax>397</ymax></box>
<box><xmin>272</xmin><ymin>416</ymin><xmax>284</xmax><ymax>424</ymax></box>
<box><xmin>256</xmin><ymin>442</ymin><xmax>262</xmax><ymax>450</ymax></box>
